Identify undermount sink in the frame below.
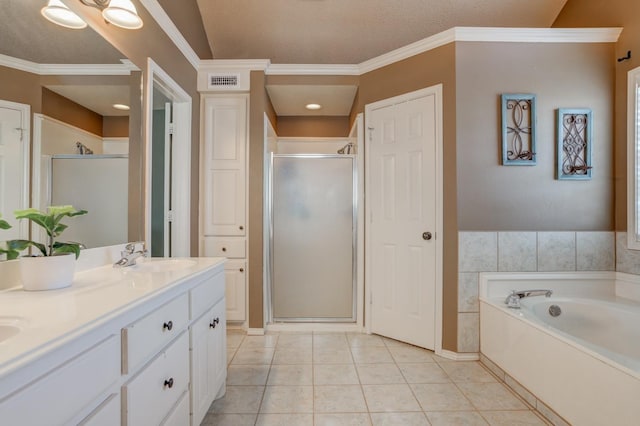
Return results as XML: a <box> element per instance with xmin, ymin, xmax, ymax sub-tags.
<box><xmin>0</xmin><ymin>317</ymin><xmax>25</xmax><ymax>343</ymax></box>
<box><xmin>131</xmin><ymin>259</ymin><xmax>198</xmax><ymax>273</ymax></box>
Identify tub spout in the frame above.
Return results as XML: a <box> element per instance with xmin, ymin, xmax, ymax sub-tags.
<box><xmin>505</xmin><ymin>289</ymin><xmax>552</xmax><ymax>309</ymax></box>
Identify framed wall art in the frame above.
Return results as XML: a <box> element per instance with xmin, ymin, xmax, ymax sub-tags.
<box><xmin>501</xmin><ymin>93</ymin><xmax>537</xmax><ymax>165</ymax></box>
<box><xmin>557</xmin><ymin>108</ymin><xmax>592</xmax><ymax>180</ymax></box>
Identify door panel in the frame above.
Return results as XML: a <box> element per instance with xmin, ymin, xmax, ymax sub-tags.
<box><xmin>368</xmin><ymin>91</ymin><xmax>439</xmax><ymax>350</ymax></box>
<box><xmin>0</xmin><ymin>105</ymin><xmax>27</xmax><ymax>240</ymax></box>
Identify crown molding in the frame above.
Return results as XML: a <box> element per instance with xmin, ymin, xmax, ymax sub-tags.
<box><xmin>266</xmin><ymin>64</ymin><xmax>360</xmax><ymax>75</ymax></box>
<box><xmin>357</xmin><ymin>27</ymin><xmax>622</xmax><ymax>74</ymax></box>
<box><xmin>358</xmin><ymin>28</ymin><xmax>457</xmax><ymax>74</ymax></box>
<box><xmin>138</xmin><ymin>0</ymin><xmax>202</xmax><ymax>70</ymax></box>
<box><xmin>453</xmin><ymin>26</ymin><xmax>622</xmax><ymax>43</ymax></box>
<box><xmin>200</xmin><ymin>59</ymin><xmax>271</xmax><ymax>71</ymax></box>
<box><xmin>0</xmin><ymin>54</ymin><xmax>134</xmax><ymax>75</ymax></box>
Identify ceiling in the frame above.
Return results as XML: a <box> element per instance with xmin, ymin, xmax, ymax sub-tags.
<box><xmin>0</xmin><ymin>0</ymin><xmax>569</xmax><ymax>117</ymax></box>
<box><xmin>194</xmin><ymin>0</ymin><xmax>568</xmax><ymax>115</ymax></box>
<box><xmin>195</xmin><ymin>0</ymin><xmax>568</xmax><ymax>64</ymax></box>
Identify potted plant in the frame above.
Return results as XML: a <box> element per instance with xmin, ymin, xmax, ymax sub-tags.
<box><xmin>6</xmin><ymin>205</ymin><xmax>88</xmax><ymax>291</ymax></box>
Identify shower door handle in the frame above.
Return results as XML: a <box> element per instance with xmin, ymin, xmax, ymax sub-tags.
<box><xmin>422</xmin><ymin>232</ymin><xmax>432</xmax><ymax>241</ymax></box>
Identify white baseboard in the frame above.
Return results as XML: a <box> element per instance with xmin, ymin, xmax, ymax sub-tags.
<box><xmin>437</xmin><ymin>349</ymin><xmax>480</xmax><ymax>361</ymax></box>
<box><xmin>247</xmin><ymin>328</ymin><xmax>265</xmax><ymax>336</ymax></box>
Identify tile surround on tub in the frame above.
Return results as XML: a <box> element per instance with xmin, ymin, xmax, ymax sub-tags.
<box><xmin>498</xmin><ymin>232</ymin><xmax>537</xmax><ymax>272</ymax></box>
<box><xmin>457</xmin><ymin>231</ymin><xmax>616</xmax><ymax>354</ymax></box>
<box><xmin>458</xmin><ymin>232</ymin><xmax>497</xmax><ymax>272</ymax></box>
<box><xmin>537</xmin><ymin>232</ymin><xmax>576</xmax><ymax>272</ymax></box>
<box><xmin>457</xmin><ymin>272</ymin><xmax>479</xmax><ymax>313</ymax></box>
<box><xmin>615</xmin><ymin>232</ymin><xmax>640</xmax><ymax>275</ymax></box>
<box><xmin>456</xmin><ymin>312</ymin><xmax>479</xmax><ymax>353</ymax></box>
<box><xmin>576</xmin><ymin>232</ymin><xmax>615</xmax><ymax>271</ymax></box>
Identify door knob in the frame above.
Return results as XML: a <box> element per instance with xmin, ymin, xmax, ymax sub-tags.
<box><xmin>422</xmin><ymin>232</ymin><xmax>432</xmax><ymax>241</ymax></box>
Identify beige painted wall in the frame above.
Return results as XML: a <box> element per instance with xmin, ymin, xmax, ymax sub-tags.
<box><xmin>65</xmin><ymin>0</ymin><xmax>201</xmax><ymax>254</ymax></box>
<box><xmin>277</xmin><ymin>116</ymin><xmax>350</xmax><ymax>137</ymax></box>
<box><xmin>42</xmin><ymin>88</ymin><xmax>103</xmax><ymax>136</ymax></box>
<box><xmin>0</xmin><ymin>66</ymin><xmax>42</xmax><ymax>112</ymax></box>
<box><xmin>456</xmin><ymin>42</ymin><xmax>615</xmax><ymax>231</ymax></box>
<box><xmin>103</xmin><ymin>116</ymin><xmax>130</xmax><ymax>138</ymax></box>
<box><xmin>354</xmin><ymin>44</ymin><xmax>459</xmax><ymax>351</ymax></box>
<box><xmin>157</xmin><ymin>0</ymin><xmax>212</xmax><ymax>59</ymax></box>
<box><xmin>554</xmin><ymin>1</ymin><xmax>640</xmax><ymax>231</ymax></box>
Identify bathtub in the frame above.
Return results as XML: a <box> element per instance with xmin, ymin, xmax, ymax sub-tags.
<box><xmin>479</xmin><ymin>272</ymin><xmax>640</xmax><ymax>426</ymax></box>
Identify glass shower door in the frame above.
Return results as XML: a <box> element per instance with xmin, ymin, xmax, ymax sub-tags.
<box><xmin>271</xmin><ymin>154</ymin><xmax>356</xmax><ymax>322</ymax></box>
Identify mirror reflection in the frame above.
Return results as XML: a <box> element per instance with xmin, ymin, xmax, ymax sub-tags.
<box><xmin>0</xmin><ymin>0</ymin><xmax>140</xmax><ymax>249</ymax></box>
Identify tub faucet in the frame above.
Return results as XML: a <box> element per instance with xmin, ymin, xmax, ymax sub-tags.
<box><xmin>505</xmin><ymin>289</ymin><xmax>552</xmax><ymax>309</ymax></box>
<box><xmin>113</xmin><ymin>241</ymin><xmax>148</xmax><ymax>268</ymax></box>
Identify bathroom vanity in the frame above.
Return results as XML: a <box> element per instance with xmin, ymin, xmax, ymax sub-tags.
<box><xmin>0</xmin><ymin>256</ymin><xmax>226</xmax><ymax>425</ymax></box>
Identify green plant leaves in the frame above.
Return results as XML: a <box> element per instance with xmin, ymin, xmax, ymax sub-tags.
<box><xmin>3</xmin><ymin>205</ymin><xmax>88</xmax><ymax>258</ymax></box>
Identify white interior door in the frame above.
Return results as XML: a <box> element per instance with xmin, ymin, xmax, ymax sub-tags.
<box><xmin>0</xmin><ymin>101</ymin><xmax>29</xmax><ymax>241</ymax></box>
<box><xmin>366</xmin><ymin>86</ymin><xmax>441</xmax><ymax>350</ymax></box>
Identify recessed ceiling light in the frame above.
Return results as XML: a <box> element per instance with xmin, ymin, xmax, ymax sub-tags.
<box><xmin>113</xmin><ymin>103</ymin><xmax>130</xmax><ymax>111</ymax></box>
<box><xmin>305</xmin><ymin>103</ymin><xmax>322</xmax><ymax>110</ymax></box>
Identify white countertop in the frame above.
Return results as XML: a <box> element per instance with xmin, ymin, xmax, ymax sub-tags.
<box><xmin>0</xmin><ymin>257</ymin><xmax>225</xmax><ymax>380</ymax></box>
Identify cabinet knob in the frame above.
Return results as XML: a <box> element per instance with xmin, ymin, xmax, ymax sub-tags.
<box><xmin>164</xmin><ymin>378</ymin><xmax>174</xmax><ymax>389</ymax></box>
<box><xmin>222</xmin><ymin>247</ymin><xmax>227</xmax><ymax>252</ymax></box>
<box><xmin>163</xmin><ymin>321</ymin><xmax>173</xmax><ymax>331</ymax></box>
<box><xmin>239</xmin><ymin>267</ymin><xmax>244</xmax><ymax>273</ymax></box>
<box><xmin>239</xmin><ymin>225</ymin><xmax>244</xmax><ymax>230</ymax></box>
<box><xmin>209</xmin><ymin>317</ymin><xmax>220</xmax><ymax>329</ymax></box>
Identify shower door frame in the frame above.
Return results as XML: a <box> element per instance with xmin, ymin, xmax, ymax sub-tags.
<box><xmin>267</xmin><ymin>153</ymin><xmax>358</xmax><ymax>323</ymax></box>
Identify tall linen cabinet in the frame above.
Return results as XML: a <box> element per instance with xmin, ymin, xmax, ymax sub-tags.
<box><xmin>201</xmin><ymin>95</ymin><xmax>248</xmax><ymax>325</ymax></box>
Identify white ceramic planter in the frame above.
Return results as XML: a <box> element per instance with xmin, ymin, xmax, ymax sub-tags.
<box><xmin>19</xmin><ymin>253</ymin><xmax>76</xmax><ymax>291</ymax></box>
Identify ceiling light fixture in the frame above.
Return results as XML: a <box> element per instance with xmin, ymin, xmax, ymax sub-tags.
<box><xmin>41</xmin><ymin>0</ymin><xmax>143</xmax><ymax>30</ymax></box>
<box><xmin>112</xmin><ymin>103</ymin><xmax>130</xmax><ymax>111</ymax></box>
<box><xmin>305</xmin><ymin>103</ymin><xmax>322</xmax><ymax>110</ymax></box>
<box><xmin>41</xmin><ymin>0</ymin><xmax>87</xmax><ymax>29</ymax></box>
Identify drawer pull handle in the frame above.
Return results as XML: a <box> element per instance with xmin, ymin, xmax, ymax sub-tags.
<box><xmin>164</xmin><ymin>378</ymin><xmax>174</xmax><ymax>389</ymax></box>
<box><xmin>239</xmin><ymin>268</ymin><xmax>244</xmax><ymax>273</ymax></box>
<box><xmin>239</xmin><ymin>225</ymin><xmax>244</xmax><ymax>230</ymax></box>
<box><xmin>222</xmin><ymin>247</ymin><xmax>227</xmax><ymax>252</ymax></box>
<box><xmin>163</xmin><ymin>321</ymin><xmax>173</xmax><ymax>331</ymax></box>
<box><xmin>210</xmin><ymin>317</ymin><xmax>220</xmax><ymax>329</ymax></box>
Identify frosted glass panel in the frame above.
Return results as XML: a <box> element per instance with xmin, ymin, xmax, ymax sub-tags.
<box><xmin>272</xmin><ymin>156</ymin><xmax>355</xmax><ymax>321</ymax></box>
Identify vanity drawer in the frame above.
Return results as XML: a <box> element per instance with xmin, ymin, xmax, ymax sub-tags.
<box><xmin>190</xmin><ymin>268</ymin><xmax>225</xmax><ymax>320</ymax></box>
<box><xmin>203</xmin><ymin>237</ymin><xmax>246</xmax><ymax>258</ymax></box>
<box><xmin>0</xmin><ymin>335</ymin><xmax>120</xmax><ymax>425</ymax></box>
<box><xmin>123</xmin><ymin>331</ymin><xmax>189</xmax><ymax>426</ymax></box>
<box><xmin>122</xmin><ymin>293</ymin><xmax>189</xmax><ymax>374</ymax></box>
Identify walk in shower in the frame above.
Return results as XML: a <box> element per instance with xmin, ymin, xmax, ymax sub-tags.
<box><xmin>268</xmin><ymin>154</ymin><xmax>357</xmax><ymax>322</ymax></box>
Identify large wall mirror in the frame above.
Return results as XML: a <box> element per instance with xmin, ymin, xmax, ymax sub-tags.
<box><xmin>0</xmin><ymin>0</ymin><xmax>143</xmax><ymax>250</ymax></box>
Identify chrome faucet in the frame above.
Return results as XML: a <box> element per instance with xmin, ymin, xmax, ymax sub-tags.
<box><xmin>505</xmin><ymin>289</ymin><xmax>552</xmax><ymax>309</ymax></box>
<box><xmin>113</xmin><ymin>241</ymin><xmax>148</xmax><ymax>268</ymax></box>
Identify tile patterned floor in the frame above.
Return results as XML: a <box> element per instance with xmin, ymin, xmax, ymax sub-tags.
<box><xmin>202</xmin><ymin>332</ymin><xmax>550</xmax><ymax>426</ymax></box>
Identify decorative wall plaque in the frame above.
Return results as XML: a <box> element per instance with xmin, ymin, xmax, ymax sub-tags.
<box><xmin>501</xmin><ymin>94</ymin><xmax>537</xmax><ymax>165</ymax></box>
<box><xmin>557</xmin><ymin>108</ymin><xmax>592</xmax><ymax>180</ymax></box>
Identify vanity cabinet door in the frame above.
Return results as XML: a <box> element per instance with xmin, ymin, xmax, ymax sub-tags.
<box><xmin>202</xmin><ymin>95</ymin><xmax>247</xmax><ymax>237</ymax></box>
<box><xmin>225</xmin><ymin>260</ymin><xmax>246</xmax><ymax>321</ymax></box>
<box><xmin>190</xmin><ymin>298</ymin><xmax>227</xmax><ymax>426</ymax></box>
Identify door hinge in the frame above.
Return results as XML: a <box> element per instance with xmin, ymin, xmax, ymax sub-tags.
<box><xmin>367</xmin><ymin>126</ymin><xmax>374</xmax><ymax>142</ymax></box>
<box><xmin>167</xmin><ymin>210</ymin><xmax>174</xmax><ymax>222</ymax></box>
<box><xmin>168</xmin><ymin>123</ymin><xmax>175</xmax><ymax>134</ymax></box>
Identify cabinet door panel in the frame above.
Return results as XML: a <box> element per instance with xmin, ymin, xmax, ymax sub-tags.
<box><xmin>190</xmin><ymin>299</ymin><xmax>226</xmax><ymax>426</ymax></box>
<box><xmin>204</xmin><ymin>169</ymin><xmax>245</xmax><ymax>236</ymax></box>
<box><xmin>225</xmin><ymin>260</ymin><xmax>246</xmax><ymax>322</ymax></box>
